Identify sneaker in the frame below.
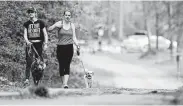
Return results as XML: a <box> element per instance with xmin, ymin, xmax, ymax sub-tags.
<box><xmin>24</xmin><ymin>79</ymin><xmax>29</xmax><ymax>85</ymax></box>
<box><xmin>64</xmin><ymin>85</ymin><xmax>68</xmax><ymax>89</ymax></box>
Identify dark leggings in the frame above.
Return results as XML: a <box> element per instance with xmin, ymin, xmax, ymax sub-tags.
<box><xmin>25</xmin><ymin>42</ymin><xmax>43</xmax><ymax>79</ymax></box>
<box><xmin>57</xmin><ymin>44</ymin><xmax>73</xmax><ymax>76</ymax></box>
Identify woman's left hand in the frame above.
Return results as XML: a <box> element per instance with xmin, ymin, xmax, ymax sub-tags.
<box><xmin>76</xmin><ymin>45</ymin><xmax>80</xmax><ymax>56</ymax></box>
<box><xmin>77</xmin><ymin>45</ymin><xmax>80</xmax><ymax>50</ymax></box>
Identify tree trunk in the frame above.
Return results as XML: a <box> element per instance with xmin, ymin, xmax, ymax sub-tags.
<box><xmin>155</xmin><ymin>10</ymin><xmax>159</xmax><ymax>50</ymax></box>
<box><xmin>108</xmin><ymin>0</ymin><xmax>112</xmax><ymax>44</ymax></box>
<box><xmin>119</xmin><ymin>1</ymin><xmax>123</xmax><ymax>41</ymax></box>
<box><xmin>155</xmin><ymin>2</ymin><xmax>159</xmax><ymax>50</ymax></box>
<box><xmin>167</xmin><ymin>2</ymin><xmax>173</xmax><ymax>60</ymax></box>
<box><xmin>143</xmin><ymin>1</ymin><xmax>151</xmax><ymax>51</ymax></box>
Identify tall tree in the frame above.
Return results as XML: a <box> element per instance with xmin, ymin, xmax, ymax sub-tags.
<box><xmin>142</xmin><ymin>1</ymin><xmax>152</xmax><ymax>52</ymax></box>
<box><xmin>154</xmin><ymin>2</ymin><xmax>160</xmax><ymax>50</ymax></box>
<box><xmin>165</xmin><ymin>1</ymin><xmax>174</xmax><ymax>59</ymax></box>
<box><xmin>119</xmin><ymin>1</ymin><xmax>124</xmax><ymax>40</ymax></box>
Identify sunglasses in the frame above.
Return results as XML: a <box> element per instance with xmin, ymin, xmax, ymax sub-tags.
<box><xmin>65</xmin><ymin>14</ymin><xmax>71</xmax><ymax>16</ymax></box>
<box><xmin>27</xmin><ymin>10</ymin><xmax>35</xmax><ymax>13</ymax></box>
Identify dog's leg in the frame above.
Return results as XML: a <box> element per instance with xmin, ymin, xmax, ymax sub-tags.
<box><xmin>89</xmin><ymin>78</ymin><xmax>93</xmax><ymax>88</ymax></box>
<box><xmin>91</xmin><ymin>76</ymin><xmax>94</xmax><ymax>88</ymax></box>
<box><xmin>84</xmin><ymin>76</ymin><xmax>89</xmax><ymax>88</ymax></box>
<box><xmin>33</xmin><ymin>78</ymin><xmax>36</xmax><ymax>86</ymax></box>
<box><xmin>33</xmin><ymin>76</ymin><xmax>38</xmax><ymax>86</ymax></box>
<box><xmin>88</xmin><ymin>77</ymin><xmax>93</xmax><ymax>88</ymax></box>
<box><xmin>88</xmin><ymin>82</ymin><xmax>91</xmax><ymax>88</ymax></box>
<box><xmin>34</xmin><ymin>79</ymin><xmax>37</xmax><ymax>86</ymax></box>
<box><xmin>37</xmin><ymin>80</ymin><xmax>40</xmax><ymax>85</ymax></box>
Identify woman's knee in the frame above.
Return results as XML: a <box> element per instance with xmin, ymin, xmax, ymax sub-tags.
<box><xmin>64</xmin><ymin>70</ymin><xmax>70</xmax><ymax>75</ymax></box>
<box><xmin>60</xmin><ymin>71</ymin><xmax>65</xmax><ymax>76</ymax></box>
<box><xmin>64</xmin><ymin>64</ymin><xmax>71</xmax><ymax>75</ymax></box>
<box><xmin>59</xmin><ymin>67</ymin><xmax>65</xmax><ymax>76</ymax></box>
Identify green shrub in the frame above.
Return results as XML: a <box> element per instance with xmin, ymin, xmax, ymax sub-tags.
<box><xmin>0</xmin><ymin>43</ymin><xmax>85</xmax><ymax>89</ymax></box>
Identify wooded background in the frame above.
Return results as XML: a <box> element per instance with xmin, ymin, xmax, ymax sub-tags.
<box><xmin>1</xmin><ymin>1</ymin><xmax>183</xmax><ymax>87</ymax></box>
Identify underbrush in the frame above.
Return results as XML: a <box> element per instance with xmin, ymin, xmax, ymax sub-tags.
<box><xmin>0</xmin><ymin>42</ymin><xmax>85</xmax><ymax>91</ymax></box>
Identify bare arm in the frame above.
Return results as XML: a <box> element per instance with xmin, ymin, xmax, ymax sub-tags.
<box><xmin>48</xmin><ymin>21</ymin><xmax>62</xmax><ymax>31</ymax></box>
<box><xmin>23</xmin><ymin>28</ymin><xmax>31</xmax><ymax>44</ymax></box>
<box><xmin>43</xmin><ymin>27</ymin><xmax>48</xmax><ymax>44</ymax></box>
<box><xmin>71</xmin><ymin>23</ymin><xmax>79</xmax><ymax>47</ymax></box>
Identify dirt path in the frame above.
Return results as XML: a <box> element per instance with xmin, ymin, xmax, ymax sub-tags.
<box><xmin>80</xmin><ymin>52</ymin><xmax>182</xmax><ymax>89</ymax></box>
<box><xmin>0</xmin><ymin>52</ymin><xmax>181</xmax><ymax>105</ymax></box>
<box><xmin>0</xmin><ymin>93</ymin><xmax>174</xmax><ymax>105</ymax></box>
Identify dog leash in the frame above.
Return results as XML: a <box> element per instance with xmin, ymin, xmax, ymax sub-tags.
<box><xmin>81</xmin><ymin>60</ymin><xmax>86</xmax><ymax>74</ymax></box>
<box><xmin>27</xmin><ymin>44</ymin><xmax>41</xmax><ymax>59</ymax></box>
<box><xmin>27</xmin><ymin>44</ymin><xmax>43</xmax><ymax>72</ymax></box>
<box><xmin>78</xmin><ymin>55</ymin><xmax>87</xmax><ymax>75</ymax></box>
<box><xmin>32</xmin><ymin>44</ymin><xmax>41</xmax><ymax>59</ymax></box>
<box><xmin>75</xmin><ymin>46</ymin><xmax>87</xmax><ymax>75</ymax></box>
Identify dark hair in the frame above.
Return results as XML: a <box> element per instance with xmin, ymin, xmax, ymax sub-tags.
<box><xmin>27</xmin><ymin>7</ymin><xmax>37</xmax><ymax>13</ymax></box>
<box><xmin>63</xmin><ymin>10</ymin><xmax>72</xmax><ymax>16</ymax></box>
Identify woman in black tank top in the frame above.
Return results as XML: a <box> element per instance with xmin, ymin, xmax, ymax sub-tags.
<box><xmin>48</xmin><ymin>10</ymin><xmax>80</xmax><ymax>89</ymax></box>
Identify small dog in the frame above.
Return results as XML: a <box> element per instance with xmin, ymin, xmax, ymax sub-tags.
<box><xmin>31</xmin><ymin>58</ymin><xmax>46</xmax><ymax>86</ymax></box>
<box><xmin>84</xmin><ymin>69</ymin><xmax>94</xmax><ymax>88</ymax></box>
